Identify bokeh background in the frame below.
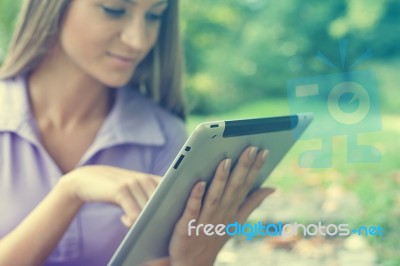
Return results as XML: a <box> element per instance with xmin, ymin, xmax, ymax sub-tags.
<box><xmin>1</xmin><ymin>0</ymin><xmax>399</xmax><ymax>265</ymax></box>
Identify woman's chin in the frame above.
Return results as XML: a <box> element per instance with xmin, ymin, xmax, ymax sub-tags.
<box><xmin>98</xmin><ymin>74</ymin><xmax>132</xmax><ymax>89</ymax></box>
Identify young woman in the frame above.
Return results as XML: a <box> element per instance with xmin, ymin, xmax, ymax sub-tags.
<box><xmin>0</xmin><ymin>0</ymin><xmax>274</xmax><ymax>265</ymax></box>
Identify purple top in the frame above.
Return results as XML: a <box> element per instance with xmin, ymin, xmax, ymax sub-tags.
<box><xmin>0</xmin><ymin>76</ymin><xmax>187</xmax><ymax>265</ymax></box>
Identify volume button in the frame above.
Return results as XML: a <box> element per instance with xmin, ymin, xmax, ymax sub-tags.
<box><xmin>173</xmin><ymin>154</ymin><xmax>185</xmax><ymax>169</ymax></box>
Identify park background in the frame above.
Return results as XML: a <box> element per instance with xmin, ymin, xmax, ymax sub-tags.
<box><xmin>0</xmin><ymin>0</ymin><xmax>399</xmax><ymax>265</ymax></box>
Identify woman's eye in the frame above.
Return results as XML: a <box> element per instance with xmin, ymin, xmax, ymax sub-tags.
<box><xmin>146</xmin><ymin>13</ymin><xmax>163</xmax><ymax>22</ymax></box>
<box><xmin>102</xmin><ymin>6</ymin><xmax>126</xmax><ymax>19</ymax></box>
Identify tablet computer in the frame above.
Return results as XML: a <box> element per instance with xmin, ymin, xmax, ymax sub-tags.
<box><xmin>108</xmin><ymin>113</ymin><xmax>313</xmax><ymax>266</ymax></box>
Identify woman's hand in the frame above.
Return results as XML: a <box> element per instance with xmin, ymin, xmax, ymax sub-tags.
<box><xmin>0</xmin><ymin>166</ymin><xmax>161</xmax><ymax>265</ymax></box>
<box><xmin>59</xmin><ymin>165</ymin><xmax>161</xmax><ymax>227</ymax></box>
<box><xmin>169</xmin><ymin>147</ymin><xmax>275</xmax><ymax>266</ymax></box>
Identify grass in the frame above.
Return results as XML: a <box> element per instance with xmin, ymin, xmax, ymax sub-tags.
<box><xmin>187</xmin><ymin>99</ymin><xmax>400</xmax><ymax>265</ymax></box>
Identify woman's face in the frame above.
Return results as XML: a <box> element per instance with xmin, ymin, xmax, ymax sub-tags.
<box><xmin>58</xmin><ymin>0</ymin><xmax>168</xmax><ymax>87</ymax></box>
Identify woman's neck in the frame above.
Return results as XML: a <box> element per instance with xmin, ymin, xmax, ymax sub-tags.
<box><xmin>27</xmin><ymin>49</ymin><xmax>114</xmax><ymax>130</ymax></box>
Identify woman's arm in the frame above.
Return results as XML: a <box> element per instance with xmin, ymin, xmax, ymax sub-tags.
<box><xmin>0</xmin><ymin>166</ymin><xmax>161</xmax><ymax>265</ymax></box>
<box><xmin>0</xmin><ymin>180</ymin><xmax>82</xmax><ymax>265</ymax></box>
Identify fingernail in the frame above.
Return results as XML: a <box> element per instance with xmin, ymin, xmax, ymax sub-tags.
<box><xmin>258</xmin><ymin>189</ymin><xmax>276</xmax><ymax>207</ymax></box>
<box><xmin>261</xmin><ymin>149</ymin><xmax>269</xmax><ymax>161</ymax></box>
<box><xmin>197</xmin><ymin>182</ymin><xmax>206</xmax><ymax>193</ymax></box>
<box><xmin>263</xmin><ymin>188</ymin><xmax>276</xmax><ymax>197</ymax></box>
<box><xmin>248</xmin><ymin>147</ymin><xmax>258</xmax><ymax>161</ymax></box>
<box><xmin>129</xmin><ymin>215</ymin><xmax>137</xmax><ymax>225</ymax></box>
<box><xmin>224</xmin><ymin>159</ymin><xmax>231</xmax><ymax>172</ymax></box>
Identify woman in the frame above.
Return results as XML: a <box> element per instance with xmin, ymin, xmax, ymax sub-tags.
<box><xmin>0</xmin><ymin>0</ymin><xmax>274</xmax><ymax>265</ymax></box>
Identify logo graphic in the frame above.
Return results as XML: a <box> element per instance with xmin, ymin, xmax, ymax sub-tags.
<box><xmin>327</xmin><ymin>81</ymin><xmax>371</xmax><ymax>125</ymax></box>
<box><xmin>287</xmin><ymin>40</ymin><xmax>382</xmax><ymax>168</ymax></box>
<box><xmin>188</xmin><ymin>219</ymin><xmax>384</xmax><ymax>241</ymax></box>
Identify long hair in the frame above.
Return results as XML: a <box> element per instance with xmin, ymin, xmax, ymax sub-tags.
<box><xmin>0</xmin><ymin>0</ymin><xmax>186</xmax><ymax>119</ymax></box>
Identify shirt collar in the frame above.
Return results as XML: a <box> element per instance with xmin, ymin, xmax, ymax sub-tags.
<box><xmin>0</xmin><ymin>76</ymin><xmax>166</xmax><ymax>149</ymax></box>
<box><xmin>94</xmin><ymin>85</ymin><xmax>166</xmax><ymax>147</ymax></box>
<box><xmin>0</xmin><ymin>76</ymin><xmax>36</xmax><ymax>137</ymax></box>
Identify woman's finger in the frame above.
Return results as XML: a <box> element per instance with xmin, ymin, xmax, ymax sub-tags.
<box><xmin>150</xmin><ymin>176</ymin><xmax>162</xmax><ymax>190</ymax></box>
<box><xmin>139</xmin><ymin>257</ymin><xmax>170</xmax><ymax>266</ymax></box>
<box><xmin>126</xmin><ymin>179</ymin><xmax>150</xmax><ymax>210</ymax></box>
<box><xmin>103</xmin><ymin>166</ymin><xmax>161</xmax><ymax>181</ymax></box>
<box><xmin>175</xmin><ymin>181</ymin><xmax>206</xmax><ymax>235</ymax></box>
<box><xmin>219</xmin><ymin>147</ymin><xmax>258</xmax><ymax>209</ymax></box>
<box><xmin>198</xmin><ymin>159</ymin><xmax>231</xmax><ymax>223</ymax></box>
<box><xmin>121</xmin><ymin>215</ymin><xmax>134</xmax><ymax>228</ymax></box>
<box><xmin>236</xmin><ymin>187</ymin><xmax>275</xmax><ymax>224</ymax></box>
<box><xmin>139</xmin><ymin>177</ymin><xmax>160</xmax><ymax>202</ymax></box>
<box><xmin>114</xmin><ymin>186</ymin><xmax>141</xmax><ymax>226</ymax></box>
<box><xmin>232</xmin><ymin>149</ymin><xmax>269</xmax><ymax>208</ymax></box>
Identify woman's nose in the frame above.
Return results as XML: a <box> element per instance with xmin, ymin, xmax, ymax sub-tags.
<box><xmin>120</xmin><ymin>17</ymin><xmax>148</xmax><ymax>52</ymax></box>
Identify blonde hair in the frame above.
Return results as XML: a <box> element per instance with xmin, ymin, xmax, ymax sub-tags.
<box><xmin>0</xmin><ymin>0</ymin><xmax>186</xmax><ymax>119</ymax></box>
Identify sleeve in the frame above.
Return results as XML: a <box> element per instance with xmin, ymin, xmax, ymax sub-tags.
<box><xmin>150</xmin><ymin>115</ymin><xmax>188</xmax><ymax>176</ymax></box>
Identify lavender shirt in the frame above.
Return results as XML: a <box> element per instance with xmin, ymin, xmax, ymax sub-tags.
<box><xmin>0</xmin><ymin>76</ymin><xmax>187</xmax><ymax>265</ymax></box>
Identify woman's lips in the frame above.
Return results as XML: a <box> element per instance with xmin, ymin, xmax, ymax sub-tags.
<box><xmin>107</xmin><ymin>52</ymin><xmax>137</xmax><ymax>69</ymax></box>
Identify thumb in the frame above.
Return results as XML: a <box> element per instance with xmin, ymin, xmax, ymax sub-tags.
<box><xmin>237</xmin><ymin>187</ymin><xmax>276</xmax><ymax>224</ymax></box>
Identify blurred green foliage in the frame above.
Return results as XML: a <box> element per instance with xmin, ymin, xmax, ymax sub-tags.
<box><xmin>0</xmin><ymin>0</ymin><xmax>21</xmax><ymax>59</ymax></box>
<box><xmin>181</xmin><ymin>0</ymin><xmax>400</xmax><ymax>114</ymax></box>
